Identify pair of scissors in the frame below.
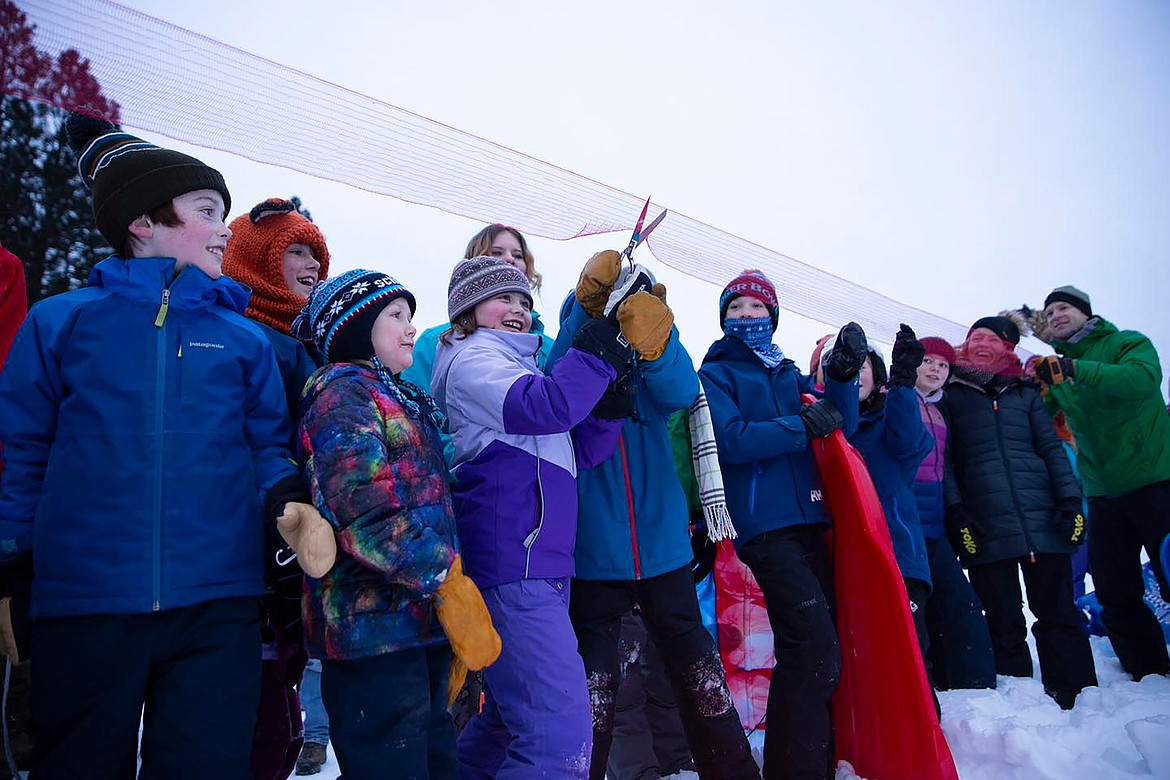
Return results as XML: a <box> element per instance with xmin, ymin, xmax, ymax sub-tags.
<box><xmin>619</xmin><ymin>196</ymin><xmax>668</xmax><ymax>269</ymax></box>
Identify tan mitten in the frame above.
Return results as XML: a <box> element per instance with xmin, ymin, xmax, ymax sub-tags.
<box><xmin>435</xmin><ymin>556</ymin><xmax>502</xmax><ymax>671</ymax></box>
<box><xmin>617</xmin><ymin>291</ymin><xmax>675</xmax><ymax>362</ymax></box>
<box><xmin>276</xmin><ymin>503</ymin><xmax>338</xmax><ymax>578</ymax></box>
<box><xmin>575</xmin><ymin>250</ymin><xmax>624</xmax><ymax>317</ymax></box>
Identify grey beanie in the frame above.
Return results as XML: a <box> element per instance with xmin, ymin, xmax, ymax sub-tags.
<box><xmin>1044</xmin><ymin>285</ymin><xmax>1092</xmax><ymax>318</ymax></box>
<box><xmin>447</xmin><ymin>256</ymin><xmax>533</xmax><ymax>320</ymax></box>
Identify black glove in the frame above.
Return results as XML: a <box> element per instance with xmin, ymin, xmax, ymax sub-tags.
<box><xmin>888</xmin><ymin>323</ymin><xmax>925</xmax><ymax>388</ymax></box>
<box><xmin>573</xmin><ymin>315</ymin><xmax>635</xmax><ymax>373</ymax></box>
<box><xmin>1056</xmin><ymin>501</ymin><xmax>1086</xmax><ymax>546</ymax></box>
<box><xmin>592</xmin><ymin>373</ymin><xmax>637</xmax><ymax>420</ymax></box>
<box><xmin>1035</xmin><ymin>356</ymin><xmax>1075</xmax><ymax>385</ymax></box>
<box><xmin>946</xmin><ymin>504</ymin><xmax>986</xmax><ymax>559</ymax></box>
<box><xmin>800</xmin><ymin>398</ymin><xmax>845</xmax><ymax>439</ymax></box>
<box><xmin>824</xmin><ymin>322</ymin><xmax>868</xmax><ymax>383</ymax></box>
<box><xmin>264</xmin><ymin>473</ymin><xmax>312</xmax><ymax>527</ymax></box>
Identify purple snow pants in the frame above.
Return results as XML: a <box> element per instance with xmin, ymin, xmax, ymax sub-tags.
<box><xmin>457</xmin><ymin>578</ymin><xmax>591</xmax><ymax>779</ymax></box>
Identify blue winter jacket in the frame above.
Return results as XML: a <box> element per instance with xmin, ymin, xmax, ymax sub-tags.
<box><xmin>548</xmin><ymin>295</ymin><xmax>700</xmax><ymax>581</ymax></box>
<box><xmin>0</xmin><ymin>257</ymin><xmax>297</xmax><ymax>617</ymax></box>
<box><xmin>849</xmin><ymin>386</ymin><xmax>934</xmax><ymax>589</ymax></box>
<box><xmin>699</xmin><ymin>334</ymin><xmax>859</xmax><ymax>552</ymax></box>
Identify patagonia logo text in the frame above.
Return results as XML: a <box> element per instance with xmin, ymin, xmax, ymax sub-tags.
<box><xmin>187</xmin><ymin>341</ymin><xmax>225</xmax><ymax>350</ymax></box>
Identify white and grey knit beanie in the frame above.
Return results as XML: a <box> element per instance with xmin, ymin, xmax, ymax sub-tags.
<box><xmin>447</xmin><ymin>255</ymin><xmax>533</xmax><ymax>320</ymax></box>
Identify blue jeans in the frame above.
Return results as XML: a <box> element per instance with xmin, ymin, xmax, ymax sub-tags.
<box><xmin>301</xmin><ymin>658</ymin><xmax>330</xmax><ymax>746</ymax></box>
<box><xmin>322</xmin><ymin>644</ymin><xmax>456</xmax><ymax>780</ymax></box>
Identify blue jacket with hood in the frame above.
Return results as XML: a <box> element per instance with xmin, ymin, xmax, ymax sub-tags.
<box><xmin>698</xmin><ymin>334</ymin><xmax>859</xmax><ymax>551</ymax></box>
<box><xmin>849</xmin><ymin>384</ymin><xmax>935</xmax><ymax>589</ymax></box>
<box><xmin>0</xmin><ymin>256</ymin><xmax>297</xmax><ymax>618</ymax></box>
<box><xmin>547</xmin><ymin>295</ymin><xmax>700</xmax><ymax>581</ymax></box>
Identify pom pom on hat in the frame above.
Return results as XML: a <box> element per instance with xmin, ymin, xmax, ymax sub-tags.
<box><xmin>719</xmin><ymin>269</ymin><xmax>779</xmax><ymax>331</ymax></box>
<box><xmin>222</xmin><ymin>198</ymin><xmax>330</xmax><ymax>334</ymax></box>
<box><xmin>292</xmin><ymin>269</ymin><xmax>415</xmax><ymax>363</ymax></box>
<box><xmin>447</xmin><ymin>256</ymin><xmax>532</xmax><ymax>321</ymax></box>
<box><xmin>66</xmin><ymin>111</ymin><xmax>231</xmax><ymax>252</ymax></box>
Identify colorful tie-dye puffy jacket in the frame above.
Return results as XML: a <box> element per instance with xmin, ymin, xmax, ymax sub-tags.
<box><xmin>298</xmin><ymin>362</ymin><xmax>458</xmax><ymax>660</ymax></box>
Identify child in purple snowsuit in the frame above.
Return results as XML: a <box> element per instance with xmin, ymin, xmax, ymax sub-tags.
<box><xmin>431</xmin><ymin>256</ymin><xmax>630</xmax><ymax>779</ymax></box>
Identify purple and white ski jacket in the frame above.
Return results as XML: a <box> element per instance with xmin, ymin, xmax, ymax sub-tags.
<box><xmin>431</xmin><ymin>328</ymin><xmax>621</xmax><ymax>589</ymax></box>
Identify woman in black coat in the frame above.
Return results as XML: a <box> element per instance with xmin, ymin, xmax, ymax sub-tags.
<box><xmin>943</xmin><ymin>316</ymin><xmax>1097</xmax><ymax>710</ymax></box>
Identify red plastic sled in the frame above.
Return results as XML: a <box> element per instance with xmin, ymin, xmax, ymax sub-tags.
<box><xmin>807</xmin><ymin>398</ymin><xmax>958</xmax><ymax>780</ymax></box>
<box><xmin>712</xmin><ymin>540</ymin><xmax>771</xmax><ymax>733</ymax></box>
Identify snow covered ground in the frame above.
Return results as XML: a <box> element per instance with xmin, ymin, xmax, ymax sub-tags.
<box><xmin>301</xmin><ymin>632</ymin><xmax>1169</xmax><ymax>779</ymax></box>
<box><xmin>832</xmin><ymin>635</ymin><xmax>1170</xmax><ymax>780</ymax></box>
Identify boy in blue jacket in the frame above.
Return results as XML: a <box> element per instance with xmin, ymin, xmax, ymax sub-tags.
<box><xmin>550</xmin><ymin>254</ymin><xmax>760</xmax><ymax>780</ymax></box>
<box><xmin>699</xmin><ymin>270</ymin><xmax>865</xmax><ymax>780</ymax></box>
<box><xmin>0</xmin><ymin>116</ymin><xmax>334</xmax><ymax>779</ymax></box>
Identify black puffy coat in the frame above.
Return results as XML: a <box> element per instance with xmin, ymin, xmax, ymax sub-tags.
<box><xmin>943</xmin><ymin>370</ymin><xmax>1080</xmax><ymax>565</ymax></box>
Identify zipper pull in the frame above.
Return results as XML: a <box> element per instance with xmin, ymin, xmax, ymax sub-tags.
<box><xmin>993</xmin><ymin>399</ymin><xmax>998</xmax><ymax>412</ymax></box>
<box><xmin>1030</xmin><ymin>551</ymin><xmax>1036</xmax><ymax>563</ymax></box>
<box><xmin>154</xmin><ymin>288</ymin><xmax>171</xmax><ymax>328</ymax></box>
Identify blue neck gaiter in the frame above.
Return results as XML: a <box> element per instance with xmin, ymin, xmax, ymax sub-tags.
<box><xmin>724</xmin><ymin>318</ymin><xmax>785</xmax><ymax>367</ymax></box>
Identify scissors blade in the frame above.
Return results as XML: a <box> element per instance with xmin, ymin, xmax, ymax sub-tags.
<box><xmin>635</xmin><ymin>209</ymin><xmax>667</xmax><ymax>248</ymax></box>
<box><xmin>622</xmin><ymin>197</ymin><xmax>653</xmax><ymax>261</ymax></box>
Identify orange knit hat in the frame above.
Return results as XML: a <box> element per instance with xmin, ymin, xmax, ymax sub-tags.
<box><xmin>222</xmin><ymin>199</ymin><xmax>330</xmax><ymax>334</ymax></box>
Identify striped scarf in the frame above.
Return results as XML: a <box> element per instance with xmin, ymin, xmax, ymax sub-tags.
<box><xmin>689</xmin><ymin>389</ymin><xmax>737</xmax><ymax>542</ymax></box>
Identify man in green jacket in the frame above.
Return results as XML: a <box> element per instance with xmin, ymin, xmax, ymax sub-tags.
<box><xmin>1036</xmin><ymin>285</ymin><xmax>1170</xmax><ymax>680</ymax></box>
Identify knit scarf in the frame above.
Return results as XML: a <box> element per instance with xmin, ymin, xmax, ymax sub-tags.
<box><xmin>724</xmin><ymin>318</ymin><xmax>786</xmax><ymax>368</ymax></box>
<box><xmin>689</xmin><ymin>389</ymin><xmax>737</xmax><ymax>542</ymax></box>
<box><xmin>950</xmin><ymin>358</ymin><xmax>1023</xmax><ymax>391</ymax></box>
<box><xmin>372</xmin><ymin>356</ymin><xmax>446</xmax><ymax>433</ymax></box>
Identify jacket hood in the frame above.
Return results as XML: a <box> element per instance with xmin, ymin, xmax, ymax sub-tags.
<box><xmin>1053</xmin><ymin>316</ymin><xmax>1115</xmax><ymax>355</ymax></box>
<box><xmin>702</xmin><ymin>332</ymin><xmax>796</xmax><ymax>371</ymax></box>
<box><xmin>301</xmin><ymin>362</ymin><xmax>375</xmax><ymax>410</ymax></box>
<box><xmin>89</xmin><ymin>256</ymin><xmax>251</xmax><ymax>314</ymax></box>
<box><xmin>431</xmin><ymin>327</ymin><xmax>542</xmax><ymax>412</ymax></box>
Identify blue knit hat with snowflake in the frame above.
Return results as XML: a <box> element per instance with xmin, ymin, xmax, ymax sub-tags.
<box><xmin>292</xmin><ymin>268</ymin><xmax>416</xmax><ymax>363</ymax></box>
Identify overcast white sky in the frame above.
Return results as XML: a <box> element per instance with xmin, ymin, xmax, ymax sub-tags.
<box><xmin>115</xmin><ymin>0</ymin><xmax>1170</xmax><ymax>393</ymax></box>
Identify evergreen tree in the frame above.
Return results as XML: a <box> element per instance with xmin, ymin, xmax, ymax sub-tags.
<box><xmin>0</xmin><ymin>0</ymin><xmax>120</xmax><ymax>305</ymax></box>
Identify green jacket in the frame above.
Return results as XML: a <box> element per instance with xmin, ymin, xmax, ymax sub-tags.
<box><xmin>1046</xmin><ymin>317</ymin><xmax>1170</xmax><ymax>497</ymax></box>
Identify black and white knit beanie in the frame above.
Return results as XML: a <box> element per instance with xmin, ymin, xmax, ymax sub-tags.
<box><xmin>66</xmin><ymin>112</ymin><xmax>230</xmax><ymax>251</ymax></box>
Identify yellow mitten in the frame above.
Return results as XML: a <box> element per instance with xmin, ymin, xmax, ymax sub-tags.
<box><xmin>276</xmin><ymin>503</ymin><xmax>338</xmax><ymax>579</ymax></box>
<box><xmin>448</xmin><ymin>656</ymin><xmax>469</xmax><ymax>709</ymax></box>
<box><xmin>617</xmin><ymin>290</ymin><xmax>674</xmax><ymax>362</ymax></box>
<box><xmin>575</xmin><ymin>250</ymin><xmax>624</xmax><ymax>317</ymax></box>
<box><xmin>436</xmin><ymin>556</ymin><xmax>502</xmax><ymax>671</ymax></box>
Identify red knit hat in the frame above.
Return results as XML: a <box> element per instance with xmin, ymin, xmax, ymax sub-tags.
<box><xmin>222</xmin><ymin>199</ymin><xmax>330</xmax><ymax>335</ymax></box>
<box><xmin>809</xmin><ymin>333</ymin><xmax>834</xmax><ymax>376</ymax></box>
<box><xmin>919</xmin><ymin>336</ymin><xmax>955</xmax><ymax>364</ymax></box>
<box><xmin>719</xmin><ymin>269</ymin><xmax>779</xmax><ymax>330</ymax></box>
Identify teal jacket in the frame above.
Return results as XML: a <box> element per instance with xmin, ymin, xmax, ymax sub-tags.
<box><xmin>1047</xmin><ymin>317</ymin><xmax>1170</xmax><ymax>497</ymax></box>
<box><xmin>548</xmin><ymin>295</ymin><xmax>699</xmax><ymax>581</ymax></box>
